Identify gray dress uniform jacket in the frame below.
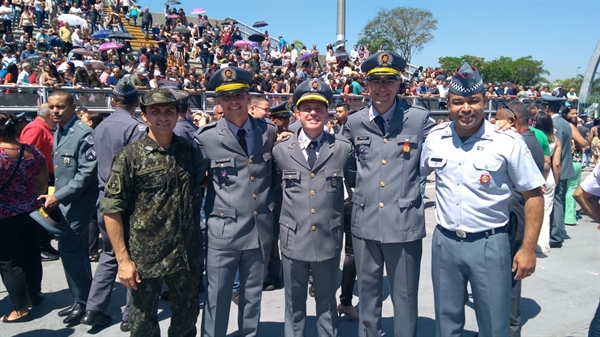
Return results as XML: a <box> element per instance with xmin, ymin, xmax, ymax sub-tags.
<box><xmin>343</xmin><ymin>99</ymin><xmax>436</xmax><ymax>243</ymax></box>
<box><xmin>273</xmin><ymin>131</ymin><xmax>356</xmax><ymax>262</ymax></box>
<box><xmin>53</xmin><ymin>116</ymin><xmax>98</xmax><ymax>219</ymax></box>
<box><xmin>195</xmin><ymin>116</ymin><xmax>278</xmax><ymax>250</ymax></box>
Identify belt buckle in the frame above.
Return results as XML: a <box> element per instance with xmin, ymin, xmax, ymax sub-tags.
<box><xmin>456</xmin><ymin>230</ymin><xmax>467</xmax><ymax>238</ymax></box>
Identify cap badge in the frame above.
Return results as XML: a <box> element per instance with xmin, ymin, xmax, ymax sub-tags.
<box><xmin>222</xmin><ymin>68</ymin><xmax>237</xmax><ymax>82</ymax></box>
<box><xmin>310</xmin><ymin>79</ymin><xmax>320</xmax><ymax>91</ymax></box>
<box><xmin>285</xmin><ymin>102</ymin><xmax>292</xmax><ymax>110</ymax></box>
<box><xmin>378</xmin><ymin>52</ymin><xmax>392</xmax><ymax>66</ymax></box>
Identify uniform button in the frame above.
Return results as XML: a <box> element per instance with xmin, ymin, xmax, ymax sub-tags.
<box><xmin>310</xmin><ymin>173</ymin><xmax>315</xmax><ymax>178</ymax></box>
<box><xmin>459</xmin><ymin>163</ymin><xmax>462</xmax><ymax>166</ymax></box>
<box><xmin>220</xmin><ymin>212</ymin><xmax>224</xmax><ymax>216</ymax></box>
<box><xmin>220</xmin><ymin>164</ymin><xmax>225</xmax><ymax>167</ymax></box>
<box><xmin>248</xmin><ymin>158</ymin><xmax>253</xmax><ymax>164</ymax></box>
<box><xmin>55</xmin><ymin>178</ymin><xmax>58</xmax><ymax>182</ymax></box>
<box><xmin>250</xmin><ymin>176</ymin><xmax>255</xmax><ymax>181</ymax></box>
<box><xmin>337</xmin><ymin>222</ymin><xmax>341</xmax><ymax>226</ymax></box>
<box><xmin>333</xmin><ymin>173</ymin><xmax>338</xmax><ymax>177</ymax></box>
<box><xmin>311</xmin><ymin>225</ymin><xmax>317</xmax><ymax>231</ymax></box>
<box><xmin>380</xmin><ymin>182</ymin><xmax>386</xmax><ymax>187</ymax></box>
<box><xmin>54</xmin><ymin>151</ymin><xmax>57</xmax><ymax>155</ymax></box>
<box><xmin>382</xmin><ymin>159</ymin><xmax>387</xmax><ymax>165</ymax></box>
<box><xmin>456</xmin><ymin>203</ymin><xmax>459</xmax><ymax>206</ymax></box>
<box><xmin>54</xmin><ymin>164</ymin><xmax>58</xmax><ymax>168</ymax></box>
<box><xmin>252</xmin><ymin>194</ymin><xmax>257</xmax><ymax>199</ymax></box>
<box><xmin>310</xmin><ymin>190</ymin><xmax>316</xmax><ymax>196</ymax></box>
<box><xmin>383</xmin><ymin>138</ymin><xmax>388</xmax><ymax>144</ymax></box>
<box><xmin>311</xmin><ymin>208</ymin><xmax>316</xmax><ymax>214</ymax></box>
<box><xmin>253</xmin><ymin>211</ymin><xmax>258</xmax><ymax>216</ymax></box>
<box><xmin>379</xmin><ymin>202</ymin><xmax>384</xmax><ymax>208</ymax></box>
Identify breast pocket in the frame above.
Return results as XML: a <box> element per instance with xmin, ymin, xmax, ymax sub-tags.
<box><xmin>472</xmin><ymin>158</ymin><xmax>504</xmax><ymax>188</ymax></box>
<box><xmin>282</xmin><ymin>170</ymin><xmax>301</xmax><ymax>193</ymax></box>
<box><xmin>397</xmin><ymin>134</ymin><xmax>419</xmax><ymax>159</ymax></box>
<box><xmin>211</xmin><ymin>158</ymin><xmax>237</xmax><ymax>185</ymax></box>
<box><xmin>60</xmin><ymin>150</ymin><xmax>76</xmax><ymax>168</ymax></box>
<box><xmin>325</xmin><ymin>168</ymin><xmax>343</xmax><ymax>193</ymax></box>
<box><xmin>354</xmin><ymin>136</ymin><xmax>372</xmax><ymax>162</ymax></box>
<box><xmin>138</xmin><ymin>166</ymin><xmax>166</xmax><ymax>191</ymax></box>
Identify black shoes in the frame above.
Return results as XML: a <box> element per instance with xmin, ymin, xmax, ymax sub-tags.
<box><xmin>58</xmin><ymin>303</ymin><xmax>76</xmax><ymax>317</ymax></box>
<box><xmin>63</xmin><ymin>303</ymin><xmax>86</xmax><ymax>325</ymax></box>
<box><xmin>120</xmin><ymin>320</ymin><xmax>130</xmax><ymax>332</ymax></box>
<box><xmin>550</xmin><ymin>241</ymin><xmax>563</xmax><ymax>248</ymax></box>
<box><xmin>41</xmin><ymin>250</ymin><xmax>59</xmax><ymax>262</ymax></box>
<box><xmin>80</xmin><ymin>310</ymin><xmax>111</xmax><ymax>327</ymax></box>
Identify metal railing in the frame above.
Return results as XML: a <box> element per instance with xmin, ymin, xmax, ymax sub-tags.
<box><xmin>0</xmin><ymin>86</ymin><xmax>583</xmax><ymax>120</ymax></box>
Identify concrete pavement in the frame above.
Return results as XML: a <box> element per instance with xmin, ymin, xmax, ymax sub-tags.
<box><xmin>1</xmin><ymin>176</ymin><xmax>598</xmax><ymax>337</ymax></box>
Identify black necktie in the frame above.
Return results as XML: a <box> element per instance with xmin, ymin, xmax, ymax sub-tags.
<box><xmin>374</xmin><ymin>115</ymin><xmax>385</xmax><ymax>134</ymax></box>
<box><xmin>237</xmin><ymin>128</ymin><xmax>248</xmax><ymax>156</ymax></box>
<box><xmin>306</xmin><ymin>140</ymin><xmax>318</xmax><ymax>168</ymax></box>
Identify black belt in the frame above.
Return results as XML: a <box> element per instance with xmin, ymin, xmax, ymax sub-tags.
<box><xmin>436</xmin><ymin>224</ymin><xmax>507</xmax><ymax>240</ymax></box>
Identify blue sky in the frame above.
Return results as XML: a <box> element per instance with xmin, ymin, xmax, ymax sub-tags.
<box><xmin>145</xmin><ymin>0</ymin><xmax>600</xmax><ymax>81</ymax></box>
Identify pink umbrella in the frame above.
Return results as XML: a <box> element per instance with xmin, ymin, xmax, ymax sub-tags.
<box><xmin>233</xmin><ymin>40</ymin><xmax>251</xmax><ymax>48</ymax></box>
<box><xmin>191</xmin><ymin>8</ymin><xmax>206</xmax><ymax>14</ymax></box>
<box><xmin>99</xmin><ymin>42</ymin><xmax>124</xmax><ymax>51</ymax></box>
<box><xmin>167</xmin><ymin>14</ymin><xmax>180</xmax><ymax>19</ymax></box>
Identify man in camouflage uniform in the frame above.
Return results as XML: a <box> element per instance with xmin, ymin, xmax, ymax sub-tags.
<box><xmin>102</xmin><ymin>89</ymin><xmax>206</xmax><ymax>337</ymax></box>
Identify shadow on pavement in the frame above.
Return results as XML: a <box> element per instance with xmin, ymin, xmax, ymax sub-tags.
<box><xmin>13</xmin><ymin>328</ymin><xmax>75</xmax><ymax>337</ymax></box>
<box><xmin>520</xmin><ymin>296</ymin><xmax>542</xmax><ymax>327</ymax></box>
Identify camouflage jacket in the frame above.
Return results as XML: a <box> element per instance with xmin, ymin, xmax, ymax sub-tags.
<box><xmin>102</xmin><ymin>132</ymin><xmax>206</xmax><ymax>278</ymax></box>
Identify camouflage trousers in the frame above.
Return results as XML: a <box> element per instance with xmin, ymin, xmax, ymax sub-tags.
<box><xmin>130</xmin><ymin>266</ymin><xmax>200</xmax><ymax>337</ymax></box>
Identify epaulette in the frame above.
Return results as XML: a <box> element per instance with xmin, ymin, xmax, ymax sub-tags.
<box><xmin>196</xmin><ymin>121</ymin><xmax>217</xmax><ymax>135</ymax></box>
<box><xmin>429</xmin><ymin>121</ymin><xmax>451</xmax><ymax>134</ymax></box>
<box><xmin>333</xmin><ymin>133</ymin><xmax>352</xmax><ymax>145</ymax></box>
<box><xmin>274</xmin><ymin>134</ymin><xmax>292</xmax><ymax>148</ymax></box>
<box><xmin>493</xmin><ymin>127</ymin><xmax>518</xmax><ymax>140</ymax></box>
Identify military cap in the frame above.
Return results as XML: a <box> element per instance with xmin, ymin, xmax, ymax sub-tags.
<box><xmin>157</xmin><ymin>79</ymin><xmax>182</xmax><ymax>90</ymax></box>
<box><xmin>112</xmin><ymin>77</ymin><xmax>138</xmax><ymax>97</ymax></box>
<box><xmin>541</xmin><ymin>93</ymin><xmax>566</xmax><ymax>107</ymax></box>
<box><xmin>30</xmin><ymin>206</ymin><xmax>69</xmax><ymax>235</ymax></box>
<box><xmin>293</xmin><ymin>78</ymin><xmax>334</xmax><ymax>107</ymax></box>
<box><xmin>139</xmin><ymin>88</ymin><xmax>179</xmax><ymax>110</ymax></box>
<box><xmin>449</xmin><ymin>62</ymin><xmax>485</xmax><ymax>96</ymax></box>
<box><xmin>270</xmin><ymin>102</ymin><xmax>293</xmax><ymax>117</ymax></box>
<box><xmin>360</xmin><ymin>51</ymin><xmax>406</xmax><ymax>79</ymax></box>
<box><xmin>207</xmin><ymin>66</ymin><xmax>253</xmax><ymax>95</ymax></box>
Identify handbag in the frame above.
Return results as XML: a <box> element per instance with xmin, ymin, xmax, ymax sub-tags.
<box><xmin>0</xmin><ymin>143</ymin><xmax>25</xmax><ymax>195</ymax></box>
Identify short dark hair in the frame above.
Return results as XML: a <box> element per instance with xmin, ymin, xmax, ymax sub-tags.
<box><xmin>336</xmin><ymin>102</ymin><xmax>350</xmax><ymax>110</ymax></box>
<box><xmin>113</xmin><ymin>94</ymin><xmax>139</xmax><ymax>110</ymax></box>
<box><xmin>48</xmin><ymin>90</ymin><xmax>75</xmax><ymax>106</ymax></box>
<box><xmin>0</xmin><ymin>112</ymin><xmax>18</xmax><ymax>140</ymax></box>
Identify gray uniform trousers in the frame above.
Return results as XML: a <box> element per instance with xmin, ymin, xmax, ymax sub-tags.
<box><xmin>282</xmin><ymin>255</ymin><xmax>340</xmax><ymax>337</ymax></box>
<box><xmin>58</xmin><ymin>214</ymin><xmax>93</xmax><ymax>305</ymax></box>
<box><xmin>431</xmin><ymin>226</ymin><xmax>511</xmax><ymax>337</ymax></box>
<box><xmin>86</xmin><ymin>191</ymin><xmax>130</xmax><ymax>320</ymax></box>
<box><xmin>353</xmin><ymin>236</ymin><xmax>422</xmax><ymax>337</ymax></box>
<box><xmin>201</xmin><ymin>243</ymin><xmax>270</xmax><ymax>337</ymax></box>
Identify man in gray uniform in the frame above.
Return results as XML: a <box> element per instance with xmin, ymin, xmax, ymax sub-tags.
<box><xmin>273</xmin><ymin>79</ymin><xmax>355</xmax><ymax>337</ymax></box>
<box><xmin>421</xmin><ymin>63</ymin><xmax>545</xmax><ymax>337</ymax></box>
<box><xmin>80</xmin><ymin>78</ymin><xmax>145</xmax><ymax>331</ymax></box>
<box><xmin>38</xmin><ymin>90</ymin><xmax>98</xmax><ymax>325</ymax></box>
<box><xmin>342</xmin><ymin>51</ymin><xmax>436</xmax><ymax>337</ymax></box>
<box><xmin>195</xmin><ymin>66</ymin><xmax>278</xmax><ymax>337</ymax></box>
<box><xmin>543</xmin><ymin>93</ymin><xmax>574</xmax><ymax>248</ymax></box>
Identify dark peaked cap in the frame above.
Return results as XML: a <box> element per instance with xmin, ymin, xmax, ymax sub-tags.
<box><xmin>449</xmin><ymin>62</ymin><xmax>485</xmax><ymax>96</ymax></box>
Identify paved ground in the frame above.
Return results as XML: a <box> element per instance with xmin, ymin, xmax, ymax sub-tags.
<box><xmin>1</xmin><ymin>174</ymin><xmax>599</xmax><ymax>337</ymax></box>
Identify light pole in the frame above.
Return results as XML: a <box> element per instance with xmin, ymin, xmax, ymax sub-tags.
<box><xmin>577</xmin><ymin>66</ymin><xmax>581</xmax><ymax>77</ymax></box>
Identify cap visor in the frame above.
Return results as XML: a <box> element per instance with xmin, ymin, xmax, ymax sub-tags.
<box><xmin>30</xmin><ymin>210</ymin><xmax>64</xmax><ymax>235</ymax></box>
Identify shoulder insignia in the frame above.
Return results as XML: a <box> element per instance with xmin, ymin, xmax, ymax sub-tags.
<box><xmin>85</xmin><ymin>148</ymin><xmax>96</xmax><ymax>161</ymax></box>
<box><xmin>106</xmin><ymin>172</ymin><xmax>121</xmax><ymax>195</ymax></box>
<box><xmin>333</xmin><ymin>134</ymin><xmax>352</xmax><ymax>145</ymax></box>
<box><xmin>138</xmin><ymin>124</ymin><xmax>147</xmax><ymax>132</ymax></box>
<box><xmin>83</xmin><ymin>134</ymin><xmax>94</xmax><ymax>145</ymax></box>
<box><xmin>112</xmin><ymin>163</ymin><xmax>123</xmax><ymax>174</ymax></box>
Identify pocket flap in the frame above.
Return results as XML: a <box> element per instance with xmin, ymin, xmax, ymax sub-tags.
<box><xmin>210</xmin><ymin>206</ymin><xmax>236</xmax><ymax>219</ymax></box>
<box><xmin>397</xmin><ymin>134</ymin><xmax>418</xmax><ymax>144</ymax></box>
<box><xmin>279</xmin><ymin>215</ymin><xmax>297</xmax><ymax>231</ymax></box>
<box><xmin>352</xmin><ymin>194</ymin><xmax>365</xmax><ymax>207</ymax></box>
<box><xmin>398</xmin><ymin>197</ymin><xmax>421</xmax><ymax>209</ymax></box>
<box><xmin>355</xmin><ymin>135</ymin><xmax>371</xmax><ymax>145</ymax></box>
<box><xmin>473</xmin><ymin>159</ymin><xmax>503</xmax><ymax>172</ymax></box>
<box><xmin>211</xmin><ymin>158</ymin><xmax>235</xmax><ymax>168</ymax></box>
<box><xmin>427</xmin><ymin>157</ymin><xmax>447</xmax><ymax>168</ymax></box>
<box><xmin>329</xmin><ymin>218</ymin><xmax>342</xmax><ymax>229</ymax></box>
<box><xmin>282</xmin><ymin>170</ymin><xmax>300</xmax><ymax>180</ymax></box>
<box><xmin>325</xmin><ymin>168</ymin><xmax>344</xmax><ymax>178</ymax></box>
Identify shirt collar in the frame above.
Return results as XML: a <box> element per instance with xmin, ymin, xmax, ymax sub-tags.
<box><xmin>141</xmin><ymin>131</ymin><xmax>178</xmax><ymax>154</ymax></box>
<box><xmin>369</xmin><ymin>100</ymin><xmax>397</xmax><ymax>124</ymax></box>
<box><xmin>59</xmin><ymin>114</ymin><xmax>79</xmax><ymax>134</ymax></box>
<box><xmin>298</xmin><ymin>129</ymin><xmax>324</xmax><ymax>150</ymax></box>
<box><xmin>225</xmin><ymin>117</ymin><xmax>252</xmax><ymax>137</ymax></box>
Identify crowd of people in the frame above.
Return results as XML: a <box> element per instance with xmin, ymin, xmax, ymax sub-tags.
<box><xmin>1</xmin><ymin>48</ymin><xmax>599</xmax><ymax>337</ymax></box>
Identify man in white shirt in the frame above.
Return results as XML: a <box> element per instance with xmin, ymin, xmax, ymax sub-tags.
<box><xmin>270</xmin><ymin>46</ymin><xmax>281</xmax><ymax>66</ymax></box>
<box><xmin>290</xmin><ymin>43</ymin><xmax>298</xmax><ymax>64</ymax></box>
<box><xmin>17</xmin><ymin>62</ymin><xmax>31</xmax><ymax>86</ymax></box>
<box><xmin>71</xmin><ymin>28</ymin><xmax>83</xmax><ymax>48</ymax></box>
<box><xmin>349</xmin><ymin>45</ymin><xmax>358</xmax><ymax>62</ymax></box>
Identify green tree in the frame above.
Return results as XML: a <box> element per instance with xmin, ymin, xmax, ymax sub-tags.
<box><xmin>356</xmin><ymin>37</ymin><xmax>393</xmax><ymax>55</ymax></box>
<box><xmin>438</xmin><ymin>55</ymin><xmax>485</xmax><ymax>74</ymax></box>
<box><xmin>358</xmin><ymin>6</ymin><xmax>437</xmax><ymax>64</ymax></box>
<box><xmin>290</xmin><ymin>40</ymin><xmax>304</xmax><ymax>50</ymax></box>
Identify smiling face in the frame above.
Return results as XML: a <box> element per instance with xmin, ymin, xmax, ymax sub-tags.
<box><xmin>141</xmin><ymin>103</ymin><xmax>178</xmax><ymax>139</ymax></box>
<box><xmin>366</xmin><ymin>77</ymin><xmax>400</xmax><ymax>110</ymax></box>
<box><xmin>217</xmin><ymin>91</ymin><xmax>251</xmax><ymax>122</ymax></box>
<box><xmin>297</xmin><ymin>100</ymin><xmax>328</xmax><ymax>139</ymax></box>
<box><xmin>448</xmin><ymin>91</ymin><xmax>486</xmax><ymax>138</ymax></box>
